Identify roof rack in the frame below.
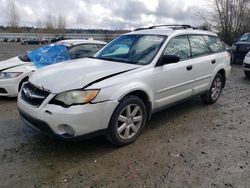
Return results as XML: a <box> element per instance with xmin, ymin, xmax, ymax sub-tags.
<box><xmin>134</xmin><ymin>24</ymin><xmax>198</xmax><ymax>31</ymax></box>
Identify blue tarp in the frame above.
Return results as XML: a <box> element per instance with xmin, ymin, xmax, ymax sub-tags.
<box><xmin>27</xmin><ymin>44</ymin><xmax>70</xmax><ymax>68</ymax></box>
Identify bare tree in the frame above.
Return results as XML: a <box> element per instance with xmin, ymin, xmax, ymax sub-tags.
<box><xmin>57</xmin><ymin>15</ymin><xmax>66</xmax><ymax>34</ymax></box>
<box><xmin>199</xmin><ymin>0</ymin><xmax>250</xmax><ymax>44</ymax></box>
<box><xmin>36</xmin><ymin>18</ymin><xmax>43</xmax><ymax>29</ymax></box>
<box><xmin>45</xmin><ymin>14</ymin><xmax>56</xmax><ymax>33</ymax></box>
<box><xmin>8</xmin><ymin>0</ymin><xmax>20</xmax><ymax>32</ymax></box>
<box><xmin>46</xmin><ymin>14</ymin><xmax>53</xmax><ymax>29</ymax></box>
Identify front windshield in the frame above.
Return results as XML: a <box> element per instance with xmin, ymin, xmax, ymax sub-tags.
<box><xmin>95</xmin><ymin>35</ymin><xmax>167</xmax><ymax>65</ymax></box>
<box><xmin>239</xmin><ymin>33</ymin><xmax>250</xmax><ymax>42</ymax></box>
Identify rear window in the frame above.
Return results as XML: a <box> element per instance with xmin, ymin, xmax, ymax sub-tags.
<box><xmin>203</xmin><ymin>36</ymin><xmax>225</xmax><ymax>53</ymax></box>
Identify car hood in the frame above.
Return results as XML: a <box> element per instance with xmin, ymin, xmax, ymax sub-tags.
<box><xmin>29</xmin><ymin>58</ymin><xmax>141</xmax><ymax>93</ymax></box>
<box><xmin>0</xmin><ymin>56</ymin><xmax>30</xmax><ymax>71</ymax></box>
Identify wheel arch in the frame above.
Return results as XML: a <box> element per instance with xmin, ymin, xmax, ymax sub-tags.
<box><xmin>119</xmin><ymin>90</ymin><xmax>153</xmax><ymax>121</ymax></box>
<box><xmin>217</xmin><ymin>69</ymin><xmax>226</xmax><ymax>88</ymax></box>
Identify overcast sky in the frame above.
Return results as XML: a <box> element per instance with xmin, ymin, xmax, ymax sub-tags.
<box><xmin>0</xmin><ymin>0</ymin><xmax>208</xmax><ymax>30</ymax></box>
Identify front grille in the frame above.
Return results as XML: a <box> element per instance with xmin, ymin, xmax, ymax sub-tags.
<box><xmin>19</xmin><ymin>109</ymin><xmax>55</xmax><ymax>135</ymax></box>
<box><xmin>21</xmin><ymin>82</ymin><xmax>50</xmax><ymax>107</ymax></box>
<box><xmin>0</xmin><ymin>88</ymin><xmax>7</xmax><ymax>94</ymax></box>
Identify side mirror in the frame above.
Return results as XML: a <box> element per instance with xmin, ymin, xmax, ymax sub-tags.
<box><xmin>159</xmin><ymin>55</ymin><xmax>180</xmax><ymax>65</ymax></box>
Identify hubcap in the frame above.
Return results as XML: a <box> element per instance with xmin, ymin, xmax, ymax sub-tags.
<box><xmin>116</xmin><ymin>104</ymin><xmax>143</xmax><ymax>140</ymax></box>
<box><xmin>211</xmin><ymin>77</ymin><xmax>222</xmax><ymax>100</ymax></box>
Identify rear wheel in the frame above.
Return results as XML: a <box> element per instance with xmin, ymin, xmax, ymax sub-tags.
<box><xmin>201</xmin><ymin>73</ymin><xmax>224</xmax><ymax>104</ymax></box>
<box><xmin>106</xmin><ymin>95</ymin><xmax>147</xmax><ymax>146</ymax></box>
<box><xmin>245</xmin><ymin>71</ymin><xmax>250</xmax><ymax>78</ymax></box>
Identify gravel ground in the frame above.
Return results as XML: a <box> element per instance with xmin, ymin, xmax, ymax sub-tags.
<box><xmin>0</xmin><ymin>42</ymin><xmax>250</xmax><ymax>188</ymax></box>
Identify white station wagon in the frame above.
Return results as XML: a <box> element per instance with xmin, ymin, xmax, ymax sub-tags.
<box><xmin>18</xmin><ymin>25</ymin><xmax>231</xmax><ymax>146</ymax></box>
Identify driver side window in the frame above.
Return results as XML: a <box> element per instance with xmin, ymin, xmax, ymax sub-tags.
<box><xmin>164</xmin><ymin>35</ymin><xmax>191</xmax><ymax>61</ymax></box>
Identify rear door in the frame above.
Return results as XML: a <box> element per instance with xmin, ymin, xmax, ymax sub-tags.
<box><xmin>154</xmin><ymin>35</ymin><xmax>195</xmax><ymax>109</ymax></box>
<box><xmin>188</xmin><ymin>35</ymin><xmax>215</xmax><ymax>94</ymax></box>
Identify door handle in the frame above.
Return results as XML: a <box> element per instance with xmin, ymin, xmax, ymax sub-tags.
<box><xmin>186</xmin><ymin>65</ymin><xmax>193</xmax><ymax>71</ymax></box>
<box><xmin>211</xmin><ymin>59</ymin><xmax>216</xmax><ymax>64</ymax></box>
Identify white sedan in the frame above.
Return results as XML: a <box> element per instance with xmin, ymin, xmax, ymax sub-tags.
<box><xmin>243</xmin><ymin>51</ymin><xmax>250</xmax><ymax>78</ymax></box>
<box><xmin>0</xmin><ymin>39</ymin><xmax>106</xmax><ymax>97</ymax></box>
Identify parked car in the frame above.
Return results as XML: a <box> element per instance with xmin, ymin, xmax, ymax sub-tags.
<box><xmin>0</xmin><ymin>39</ymin><xmax>106</xmax><ymax>97</ymax></box>
<box><xmin>51</xmin><ymin>36</ymin><xmax>65</xmax><ymax>43</ymax></box>
<box><xmin>18</xmin><ymin>25</ymin><xmax>231</xmax><ymax>146</ymax></box>
<box><xmin>232</xmin><ymin>33</ymin><xmax>250</xmax><ymax>64</ymax></box>
<box><xmin>21</xmin><ymin>39</ymin><xmax>48</xmax><ymax>45</ymax></box>
<box><xmin>243</xmin><ymin>51</ymin><xmax>250</xmax><ymax>78</ymax></box>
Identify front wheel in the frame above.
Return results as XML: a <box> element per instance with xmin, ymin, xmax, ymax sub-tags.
<box><xmin>245</xmin><ymin>71</ymin><xmax>250</xmax><ymax>78</ymax></box>
<box><xmin>201</xmin><ymin>73</ymin><xmax>224</xmax><ymax>104</ymax></box>
<box><xmin>106</xmin><ymin>95</ymin><xmax>147</xmax><ymax>146</ymax></box>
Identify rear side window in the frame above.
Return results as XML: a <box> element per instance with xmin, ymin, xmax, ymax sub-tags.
<box><xmin>203</xmin><ymin>36</ymin><xmax>225</xmax><ymax>53</ymax></box>
<box><xmin>164</xmin><ymin>35</ymin><xmax>191</xmax><ymax>60</ymax></box>
<box><xmin>189</xmin><ymin>35</ymin><xmax>211</xmax><ymax>57</ymax></box>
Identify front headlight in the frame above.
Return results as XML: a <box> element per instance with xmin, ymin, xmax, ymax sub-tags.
<box><xmin>50</xmin><ymin>90</ymin><xmax>100</xmax><ymax>107</ymax></box>
<box><xmin>0</xmin><ymin>72</ymin><xmax>23</xmax><ymax>79</ymax></box>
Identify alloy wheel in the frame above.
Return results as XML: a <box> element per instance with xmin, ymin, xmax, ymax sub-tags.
<box><xmin>116</xmin><ymin>104</ymin><xmax>143</xmax><ymax>140</ymax></box>
<box><xmin>211</xmin><ymin>77</ymin><xmax>222</xmax><ymax>101</ymax></box>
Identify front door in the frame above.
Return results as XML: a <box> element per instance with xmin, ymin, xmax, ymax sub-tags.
<box><xmin>153</xmin><ymin>35</ymin><xmax>195</xmax><ymax>109</ymax></box>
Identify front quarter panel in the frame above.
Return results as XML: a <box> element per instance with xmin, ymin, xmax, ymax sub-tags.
<box><xmin>90</xmin><ymin>68</ymin><xmax>155</xmax><ymax>108</ymax></box>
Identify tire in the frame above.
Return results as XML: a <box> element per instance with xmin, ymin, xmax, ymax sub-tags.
<box><xmin>201</xmin><ymin>73</ymin><xmax>224</xmax><ymax>104</ymax></box>
<box><xmin>245</xmin><ymin>71</ymin><xmax>250</xmax><ymax>78</ymax></box>
<box><xmin>106</xmin><ymin>95</ymin><xmax>147</xmax><ymax>146</ymax></box>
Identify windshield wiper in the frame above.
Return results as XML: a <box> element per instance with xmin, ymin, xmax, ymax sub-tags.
<box><xmin>97</xmin><ymin>57</ymin><xmax>137</xmax><ymax>64</ymax></box>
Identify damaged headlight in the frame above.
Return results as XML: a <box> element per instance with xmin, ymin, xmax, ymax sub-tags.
<box><xmin>50</xmin><ymin>90</ymin><xmax>100</xmax><ymax>107</ymax></box>
<box><xmin>0</xmin><ymin>72</ymin><xmax>23</xmax><ymax>79</ymax></box>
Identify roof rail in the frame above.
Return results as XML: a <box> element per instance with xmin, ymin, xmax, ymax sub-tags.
<box><xmin>134</xmin><ymin>27</ymin><xmax>148</xmax><ymax>31</ymax></box>
<box><xmin>134</xmin><ymin>24</ymin><xmax>198</xmax><ymax>31</ymax></box>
